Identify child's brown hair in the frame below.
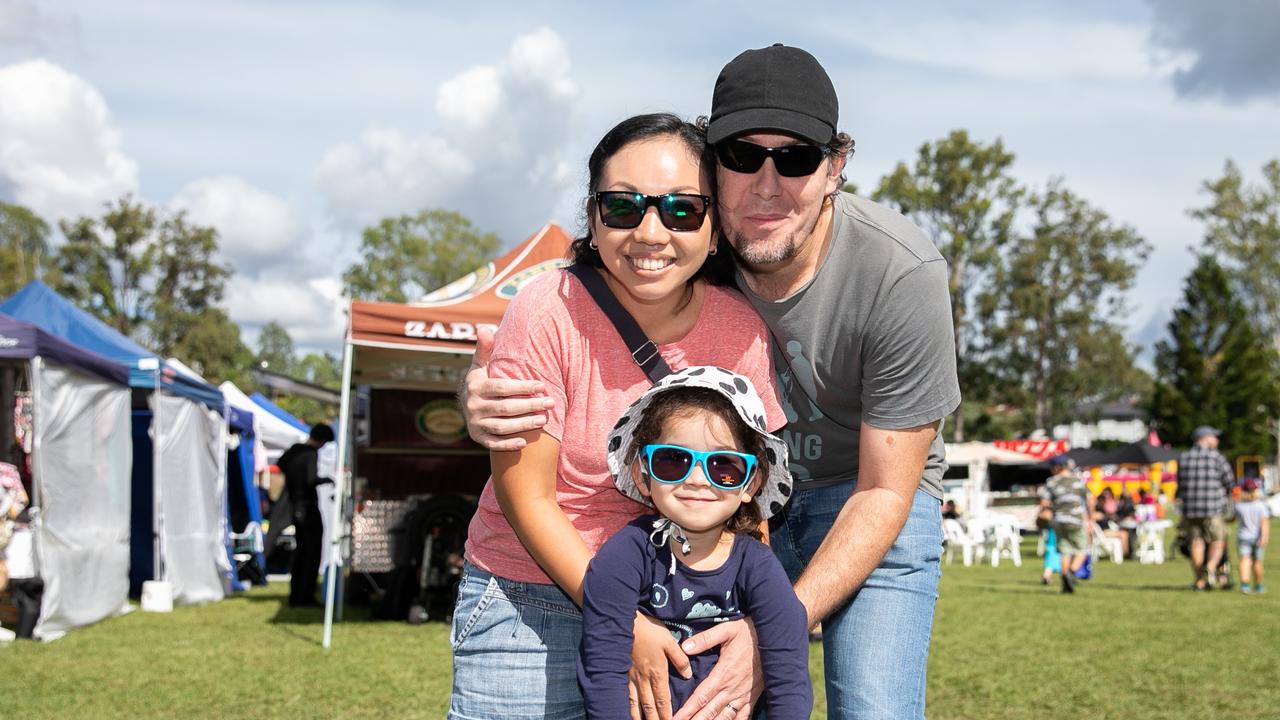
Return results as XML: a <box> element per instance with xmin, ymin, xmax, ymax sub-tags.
<box><xmin>626</xmin><ymin>387</ymin><xmax>766</xmax><ymax>541</ymax></box>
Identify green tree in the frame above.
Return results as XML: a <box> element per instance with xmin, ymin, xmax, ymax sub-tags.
<box><xmin>54</xmin><ymin>194</ymin><xmax>250</xmax><ymax>381</ymax></box>
<box><xmin>56</xmin><ymin>196</ymin><xmax>157</xmax><ymax>338</ymax></box>
<box><xmin>873</xmin><ymin>130</ymin><xmax>1022</xmax><ymax>440</ymax></box>
<box><xmin>255</xmin><ymin>321</ymin><xmax>296</xmax><ymax>376</ymax></box>
<box><xmin>148</xmin><ymin>212</ymin><xmax>232</xmax><ymax>358</ymax></box>
<box><xmin>1192</xmin><ymin>159</ymin><xmax>1280</xmax><ymax>348</ymax></box>
<box><xmin>1191</xmin><ymin>159</ymin><xmax>1280</xmax><ymax>468</ymax></box>
<box><xmin>295</xmin><ymin>351</ymin><xmax>340</xmax><ymax>386</ymax></box>
<box><xmin>280</xmin><ymin>351</ymin><xmax>341</xmax><ymax>424</ymax></box>
<box><xmin>172</xmin><ymin>309</ymin><xmax>255</xmax><ymax>386</ymax></box>
<box><xmin>1148</xmin><ymin>256</ymin><xmax>1280</xmax><ymax>457</ymax></box>
<box><xmin>0</xmin><ymin>201</ymin><xmax>57</xmax><ymax>297</ymax></box>
<box><xmin>980</xmin><ymin>180</ymin><xmax>1151</xmax><ymax>431</ymax></box>
<box><xmin>342</xmin><ymin>209</ymin><xmax>500</xmax><ymax>302</ymax></box>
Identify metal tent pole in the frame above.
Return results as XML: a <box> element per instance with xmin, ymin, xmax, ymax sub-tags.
<box><xmin>323</xmin><ymin>329</ymin><xmax>355</xmax><ymax>649</ymax></box>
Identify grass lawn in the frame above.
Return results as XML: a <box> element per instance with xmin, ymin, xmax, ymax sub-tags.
<box><xmin>6</xmin><ymin>524</ymin><xmax>1279</xmax><ymax>719</ymax></box>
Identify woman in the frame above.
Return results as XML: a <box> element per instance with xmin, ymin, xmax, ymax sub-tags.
<box><xmin>448</xmin><ymin>113</ymin><xmax>786</xmax><ymax>720</ymax></box>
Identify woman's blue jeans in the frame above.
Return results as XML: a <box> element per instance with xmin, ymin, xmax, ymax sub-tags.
<box><xmin>770</xmin><ymin>484</ymin><xmax>943</xmax><ymax>720</ymax></box>
<box><xmin>448</xmin><ymin>563</ymin><xmax>586</xmax><ymax>720</ymax></box>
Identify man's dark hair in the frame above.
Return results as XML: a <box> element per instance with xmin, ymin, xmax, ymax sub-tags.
<box><xmin>309</xmin><ymin>423</ymin><xmax>335</xmax><ymax>444</ymax></box>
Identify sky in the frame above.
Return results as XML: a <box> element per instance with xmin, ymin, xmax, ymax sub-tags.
<box><xmin>1</xmin><ymin>0</ymin><xmax>1278</xmax><ymax>360</ymax></box>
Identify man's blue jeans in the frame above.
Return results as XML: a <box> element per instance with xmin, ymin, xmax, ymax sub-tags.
<box><xmin>771</xmin><ymin>484</ymin><xmax>942</xmax><ymax>720</ymax></box>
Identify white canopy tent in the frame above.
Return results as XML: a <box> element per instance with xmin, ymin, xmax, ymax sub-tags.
<box><xmin>943</xmin><ymin>442</ymin><xmax>1039</xmax><ymax>517</ymax></box>
<box><xmin>219</xmin><ymin>380</ymin><xmax>308</xmax><ymax>468</ymax></box>
<box><xmin>31</xmin><ymin>360</ymin><xmax>134</xmax><ymax>639</ymax></box>
<box><xmin>0</xmin><ymin>314</ymin><xmax>134</xmax><ymax>640</ymax></box>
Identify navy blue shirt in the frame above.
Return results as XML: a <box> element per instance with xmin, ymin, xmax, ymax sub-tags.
<box><xmin>578</xmin><ymin>516</ymin><xmax>812</xmax><ymax>719</ymax></box>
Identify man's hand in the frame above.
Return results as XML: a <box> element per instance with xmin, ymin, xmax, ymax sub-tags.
<box><xmin>629</xmin><ymin>613</ymin><xmax>691</xmax><ymax>720</ymax></box>
<box><xmin>460</xmin><ymin>326</ymin><xmax>553</xmax><ymax>450</ymax></box>
<box><xmin>672</xmin><ymin>619</ymin><xmax>761</xmax><ymax>720</ymax></box>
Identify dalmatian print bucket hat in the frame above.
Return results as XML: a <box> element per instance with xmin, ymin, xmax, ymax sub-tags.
<box><xmin>606</xmin><ymin>366</ymin><xmax>794</xmax><ymax>519</ymax></box>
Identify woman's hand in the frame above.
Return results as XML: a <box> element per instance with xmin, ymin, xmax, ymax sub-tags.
<box><xmin>673</xmin><ymin>619</ymin><xmax>762</xmax><ymax>720</ymax></box>
<box><xmin>629</xmin><ymin>613</ymin><xmax>691</xmax><ymax>720</ymax></box>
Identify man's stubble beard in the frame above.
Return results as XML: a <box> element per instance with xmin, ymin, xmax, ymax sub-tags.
<box><xmin>727</xmin><ymin>228</ymin><xmax>800</xmax><ymax>267</ymax></box>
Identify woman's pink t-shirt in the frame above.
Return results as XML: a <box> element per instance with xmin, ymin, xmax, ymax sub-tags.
<box><xmin>464</xmin><ymin>270</ymin><xmax>784</xmax><ymax>584</ymax></box>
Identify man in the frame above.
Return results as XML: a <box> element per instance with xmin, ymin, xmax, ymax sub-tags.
<box><xmin>465</xmin><ymin>45</ymin><xmax>959</xmax><ymax>720</ymax></box>
<box><xmin>1176</xmin><ymin>425</ymin><xmax>1234</xmax><ymax>591</ymax></box>
<box><xmin>278</xmin><ymin>423</ymin><xmax>335</xmax><ymax>607</ymax></box>
<box><xmin>1038</xmin><ymin>457</ymin><xmax>1094</xmax><ymax>594</ymax></box>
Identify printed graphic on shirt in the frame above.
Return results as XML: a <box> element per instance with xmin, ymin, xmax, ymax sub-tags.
<box><xmin>687</xmin><ymin>601</ymin><xmax>722</xmax><ymax>620</ymax></box>
<box><xmin>777</xmin><ymin>341</ymin><xmax>823</xmax><ymax>482</ymax></box>
<box><xmin>650</xmin><ymin>584</ymin><xmax>669</xmax><ymax>609</ymax></box>
<box><xmin>666</xmin><ymin>621</ymin><xmax>695</xmax><ymax>643</ymax></box>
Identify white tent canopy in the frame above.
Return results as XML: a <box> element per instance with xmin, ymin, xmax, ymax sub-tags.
<box><xmin>154</xmin><ymin>392</ymin><xmax>228</xmax><ymax>604</ymax></box>
<box><xmin>943</xmin><ymin>442</ymin><xmax>1039</xmax><ymax>518</ymax></box>
<box><xmin>219</xmin><ymin>381</ymin><xmax>308</xmax><ymax>466</ymax></box>
<box><xmin>31</xmin><ymin>361</ymin><xmax>134</xmax><ymax>640</ymax></box>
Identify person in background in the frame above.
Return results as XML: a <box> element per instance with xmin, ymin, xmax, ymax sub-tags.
<box><xmin>1175</xmin><ymin>426</ymin><xmax>1235</xmax><ymax>591</ymax></box>
<box><xmin>1</xmin><ymin>454</ymin><xmax>40</xmax><ymax>640</ymax></box>
<box><xmin>1234</xmin><ymin>478</ymin><xmax>1269</xmax><ymax>594</ymax></box>
<box><xmin>1092</xmin><ymin>487</ymin><xmax>1133</xmax><ymax>558</ymax></box>
<box><xmin>941</xmin><ymin>500</ymin><xmax>960</xmax><ymax>520</ymax></box>
<box><xmin>278</xmin><ymin>424</ymin><xmax>335</xmax><ymax>607</ymax></box>
<box><xmin>1038</xmin><ymin>456</ymin><xmax>1094</xmax><ymax>594</ymax></box>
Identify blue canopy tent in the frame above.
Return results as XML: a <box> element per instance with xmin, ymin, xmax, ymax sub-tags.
<box><xmin>249</xmin><ymin>392</ymin><xmax>309</xmax><ymax>432</ymax></box>
<box><xmin>0</xmin><ymin>314</ymin><xmax>133</xmax><ymax>640</ymax></box>
<box><xmin>2</xmin><ymin>281</ymin><xmax>230</xmax><ymax>606</ymax></box>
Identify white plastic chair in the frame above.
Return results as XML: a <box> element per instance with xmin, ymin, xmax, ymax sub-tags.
<box><xmin>230</xmin><ymin>521</ymin><xmax>265</xmax><ymax>575</ymax></box>
<box><xmin>943</xmin><ymin>518</ymin><xmax>982</xmax><ymax>566</ymax></box>
<box><xmin>1136</xmin><ymin>520</ymin><xmax>1170</xmax><ymax>564</ymax></box>
<box><xmin>988</xmin><ymin>523</ymin><xmax>1022</xmax><ymax>567</ymax></box>
<box><xmin>1091</xmin><ymin>523</ymin><xmax>1124</xmax><ymax>564</ymax></box>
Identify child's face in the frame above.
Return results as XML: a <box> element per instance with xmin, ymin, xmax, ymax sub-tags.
<box><xmin>634</xmin><ymin>408</ymin><xmax>759</xmax><ymax>534</ymax></box>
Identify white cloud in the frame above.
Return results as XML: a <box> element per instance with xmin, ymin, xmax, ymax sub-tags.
<box><xmin>314</xmin><ymin>27</ymin><xmax>579</xmax><ymax>241</ymax></box>
<box><xmin>314</xmin><ymin>128</ymin><xmax>473</xmax><ymax>229</ymax></box>
<box><xmin>170</xmin><ymin>176</ymin><xmax>308</xmax><ymax>271</ymax></box>
<box><xmin>846</xmin><ymin>19</ymin><xmax>1172</xmax><ymax>81</ymax></box>
<box><xmin>0</xmin><ymin>0</ymin><xmax>81</xmax><ymax>54</ymax></box>
<box><xmin>436</xmin><ymin>66</ymin><xmax>503</xmax><ymax>130</ymax></box>
<box><xmin>227</xmin><ymin>273</ymin><xmax>346</xmax><ymax>352</ymax></box>
<box><xmin>0</xmin><ymin>59</ymin><xmax>137</xmax><ymax>222</ymax></box>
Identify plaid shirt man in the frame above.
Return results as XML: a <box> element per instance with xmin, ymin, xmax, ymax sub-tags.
<box><xmin>1176</xmin><ymin>444</ymin><xmax>1234</xmax><ymax>518</ymax></box>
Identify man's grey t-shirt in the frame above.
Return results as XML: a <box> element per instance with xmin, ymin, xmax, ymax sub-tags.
<box><xmin>736</xmin><ymin>192</ymin><xmax>961</xmax><ymax>499</ymax></box>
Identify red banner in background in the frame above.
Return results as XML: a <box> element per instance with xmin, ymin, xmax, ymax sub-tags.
<box><xmin>992</xmin><ymin>439</ymin><xmax>1069</xmax><ymax>459</ymax></box>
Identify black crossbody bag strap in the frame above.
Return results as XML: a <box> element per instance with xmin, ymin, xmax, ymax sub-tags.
<box><xmin>566</xmin><ymin>262</ymin><xmax>672</xmax><ymax>384</ymax></box>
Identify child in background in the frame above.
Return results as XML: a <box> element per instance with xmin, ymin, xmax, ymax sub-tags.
<box><xmin>578</xmin><ymin>366</ymin><xmax>811</xmax><ymax>719</ymax></box>
<box><xmin>1235</xmin><ymin>478</ymin><xmax>1270</xmax><ymax>593</ymax></box>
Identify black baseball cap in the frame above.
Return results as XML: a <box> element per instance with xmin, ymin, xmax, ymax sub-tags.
<box><xmin>706</xmin><ymin>43</ymin><xmax>838</xmax><ymax>146</ymax></box>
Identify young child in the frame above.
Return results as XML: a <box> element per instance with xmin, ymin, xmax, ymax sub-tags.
<box><xmin>578</xmin><ymin>366</ymin><xmax>811</xmax><ymax>719</ymax></box>
<box><xmin>1235</xmin><ymin>478</ymin><xmax>1270</xmax><ymax>593</ymax></box>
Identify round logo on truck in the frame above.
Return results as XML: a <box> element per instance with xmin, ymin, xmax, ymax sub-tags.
<box><xmin>415</xmin><ymin>399</ymin><xmax>468</xmax><ymax>443</ymax></box>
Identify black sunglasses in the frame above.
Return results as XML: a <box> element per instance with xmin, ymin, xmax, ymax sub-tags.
<box><xmin>594</xmin><ymin>192</ymin><xmax>712</xmax><ymax>232</ymax></box>
<box><xmin>715</xmin><ymin>138</ymin><xmax>827</xmax><ymax>177</ymax></box>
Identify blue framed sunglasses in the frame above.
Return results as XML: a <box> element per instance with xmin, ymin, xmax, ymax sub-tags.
<box><xmin>641</xmin><ymin>444</ymin><xmax>757</xmax><ymax>491</ymax></box>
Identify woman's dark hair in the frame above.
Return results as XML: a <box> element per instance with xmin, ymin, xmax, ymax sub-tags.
<box><xmin>570</xmin><ymin>113</ymin><xmax>734</xmax><ymax>286</ymax></box>
<box><xmin>626</xmin><ymin>387</ymin><xmax>766</xmax><ymax>541</ymax></box>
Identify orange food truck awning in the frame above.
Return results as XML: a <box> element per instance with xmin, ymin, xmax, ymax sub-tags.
<box><xmin>346</xmin><ymin>223</ymin><xmax>574</xmax><ymax>389</ymax></box>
